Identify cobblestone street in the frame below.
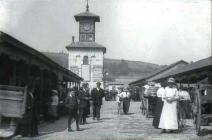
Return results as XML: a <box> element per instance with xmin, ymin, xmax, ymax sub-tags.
<box><xmin>15</xmin><ymin>101</ymin><xmax>212</xmax><ymax>140</ymax></box>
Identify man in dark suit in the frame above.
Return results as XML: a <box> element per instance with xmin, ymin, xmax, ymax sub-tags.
<box><xmin>91</xmin><ymin>82</ymin><xmax>105</xmax><ymax>120</ymax></box>
<box><xmin>65</xmin><ymin>88</ymin><xmax>80</xmax><ymax>132</ymax></box>
<box><xmin>78</xmin><ymin>83</ymin><xmax>91</xmax><ymax>125</ymax></box>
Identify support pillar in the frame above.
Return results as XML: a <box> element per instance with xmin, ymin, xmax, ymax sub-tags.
<box><xmin>0</xmin><ymin>115</ymin><xmax>2</xmax><ymax>128</ymax></box>
<box><xmin>12</xmin><ymin>60</ymin><xmax>17</xmax><ymax>86</ymax></box>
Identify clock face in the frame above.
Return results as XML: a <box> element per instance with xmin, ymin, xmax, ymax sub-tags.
<box><xmin>80</xmin><ymin>22</ymin><xmax>94</xmax><ymax>33</ymax></box>
<box><xmin>84</xmin><ymin>24</ymin><xmax>91</xmax><ymax>31</ymax></box>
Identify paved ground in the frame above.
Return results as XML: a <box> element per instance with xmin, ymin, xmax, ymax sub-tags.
<box><xmin>13</xmin><ymin>101</ymin><xmax>212</xmax><ymax>140</ymax></box>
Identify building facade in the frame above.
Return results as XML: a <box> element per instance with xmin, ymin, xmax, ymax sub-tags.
<box><xmin>66</xmin><ymin>4</ymin><xmax>106</xmax><ymax>89</ymax></box>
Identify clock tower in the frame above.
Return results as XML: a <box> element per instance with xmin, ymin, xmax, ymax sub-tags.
<box><xmin>66</xmin><ymin>2</ymin><xmax>106</xmax><ymax>89</ymax></box>
<box><xmin>75</xmin><ymin>3</ymin><xmax>99</xmax><ymax>42</ymax></box>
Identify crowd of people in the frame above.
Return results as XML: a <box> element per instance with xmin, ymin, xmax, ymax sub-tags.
<box><xmin>15</xmin><ymin>81</ymin><xmax>106</xmax><ymax>136</ymax></box>
<box><xmin>14</xmin><ymin>77</ymin><xmax>194</xmax><ymax>137</ymax></box>
<box><xmin>142</xmin><ymin>77</ymin><xmax>192</xmax><ymax>133</ymax></box>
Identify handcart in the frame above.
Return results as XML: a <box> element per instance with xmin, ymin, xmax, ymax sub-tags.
<box><xmin>194</xmin><ymin>85</ymin><xmax>212</xmax><ymax>135</ymax></box>
<box><xmin>0</xmin><ymin>85</ymin><xmax>26</xmax><ymax>138</ymax></box>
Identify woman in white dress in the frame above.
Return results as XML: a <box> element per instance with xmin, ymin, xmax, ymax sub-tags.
<box><xmin>159</xmin><ymin>77</ymin><xmax>179</xmax><ymax>133</ymax></box>
<box><xmin>121</xmin><ymin>88</ymin><xmax>131</xmax><ymax>114</ymax></box>
<box><xmin>116</xmin><ymin>88</ymin><xmax>123</xmax><ymax>114</ymax></box>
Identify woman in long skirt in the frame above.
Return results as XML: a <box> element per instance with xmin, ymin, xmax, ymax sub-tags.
<box><xmin>152</xmin><ymin>83</ymin><xmax>165</xmax><ymax>128</ymax></box>
<box><xmin>15</xmin><ymin>85</ymin><xmax>38</xmax><ymax>137</ymax></box>
<box><xmin>48</xmin><ymin>90</ymin><xmax>59</xmax><ymax>121</ymax></box>
<box><xmin>159</xmin><ymin>78</ymin><xmax>179</xmax><ymax>133</ymax></box>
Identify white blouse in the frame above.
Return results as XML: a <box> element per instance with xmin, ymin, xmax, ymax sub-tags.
<box><xmin>156</xmin><ymin>87</ymin><xmax>165</xmax><ymax>97</ymax></box>
<box><xmin>178</xmin><ymin>90</ymin><xmax>191</xmax><ymax>101</ymax></box>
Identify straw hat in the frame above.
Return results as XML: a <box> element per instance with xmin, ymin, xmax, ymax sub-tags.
<box><xmin>167</xmin><ymin>77</ymin><xmax>175</xmax><ymax>83</ymax></box>
<box><xmin>52</xmin><ymin>89</ymin><xmax>58</xmax><ymax>95</ymax></box>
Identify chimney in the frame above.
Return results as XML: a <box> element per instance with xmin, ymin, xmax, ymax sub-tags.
<box><xmin>72</xmin><ymin>36</ymin><xmax>75</xmax><ymax>43</ymax></box>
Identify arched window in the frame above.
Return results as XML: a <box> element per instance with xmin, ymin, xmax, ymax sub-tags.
<box><xmin>83</xmin><ymin>56</ymin><xmax>89</xmax><ymax>65</ymax></box>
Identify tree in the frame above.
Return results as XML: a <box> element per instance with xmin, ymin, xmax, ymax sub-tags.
<box><xmin>118</xmin><ymin>59</ymin><xmax>129</xmax><ymax>76</ymax></box>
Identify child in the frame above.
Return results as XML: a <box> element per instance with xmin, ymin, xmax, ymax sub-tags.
<box><xmin>116</xmin><ymin>88</ymin><xmax>123</xmax><ymax>115</ymax></box>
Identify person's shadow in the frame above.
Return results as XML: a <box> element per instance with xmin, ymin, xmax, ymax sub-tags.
<box><xmin>120</xmin><ymin>113</ymin><xmax>135</xmax><ymax>115</ymax></box>
<box><xmin>38</xmin><ymin>117</ymin><xmax>91</xmax><ymax>136</ymax></box>
<box><xmin>100</xmin><ymin>117</ymin><xmax>111</xmax><ymax>120</ymax></box>
<box><xmin>199</xmin><ymin>129</ymin><xmax>212</xmax><ymax>136</ymax></box>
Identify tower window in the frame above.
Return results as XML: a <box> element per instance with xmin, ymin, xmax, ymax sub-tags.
<box><xmin>80</xmin><ymin>34</ymin><xmax>86</xmax><ymax>41</ymax></box>
<box><xmin>83</xmin><ymin>56</ymin><xmax>89</xmax><ymax>65</ymax></box>
<box><xmin>87</xmin><ymin>34</ymin><xmax>94</xmax><ymax>41</ymax></box>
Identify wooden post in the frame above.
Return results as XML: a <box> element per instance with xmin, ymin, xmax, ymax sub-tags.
<box><xmin>9</xmin><ymin>118</ymin><xmax>16</xmax><ymax>131</ymax></box>
<box><xmin>12</xmin><ymin>60</ymin><xmax>17</xmax><ymax>86</ymax></box>
<box><xmin>27</xmin><ymin>62</ymin><xmax>31</xmax><ymax>86</ymax></box>
<box><xmin>70</xmin><ymin>82</ymin><xmax>72</xmax><ymax>88</ymax></box>
<box><xmin>0</xmin><ymin>114</ymin><xmax>2</xmax><ymax>127</ymax></box>
<box><xmin>78</xmin><ymin>82</ymin><xmax>80</xmax><ymax>89</ymax></box>
<box><xmin>39</xmin><ymin>70</ymin><xmax>44</xmax><ymax>119</ymax></box>
<box><xmin>188</xmin><ymin>80</ymin><xmax>190</xmax><ymax>88</ymax></box>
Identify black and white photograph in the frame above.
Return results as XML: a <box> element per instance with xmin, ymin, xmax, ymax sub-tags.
<box><xmin>0</xmin><ymin>0</ymin><xmax>211</xmax><ymax>139</ymax></box>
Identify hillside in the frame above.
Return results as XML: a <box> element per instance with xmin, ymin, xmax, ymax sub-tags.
<box><xmin>104</xmin><ymin>58</ymin><xmax>166</xmax><ymax>81</ymax></box>
<box><xmin>41</xmin><ymin>52</ymin><xmax>166</xmax><ymax>82</ymax></box>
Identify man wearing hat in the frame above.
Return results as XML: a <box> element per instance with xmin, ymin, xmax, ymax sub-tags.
<box><xmin>91</xmin><ymin>82</ymin><xmax>105</xmax><ymax>120</ymax></box>
<box><xmin>78</xmin><ymin>83</ymin><xmax>91</xmax><ymax>125</ymax></box>
<box><xmin>159</xmin><ymin>77</ymin><xmax>179</xmax><ymax>133</ymax></box>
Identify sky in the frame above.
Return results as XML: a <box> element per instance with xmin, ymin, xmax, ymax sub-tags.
<box><xmin>0</xmin><ymin>0</ymin><xmax>211</xmax><ymax>65</ymax></box>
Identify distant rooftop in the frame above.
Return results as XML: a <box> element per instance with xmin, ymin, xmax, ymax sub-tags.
<box><xmin>42</xmin><ymin>52</ymin><xmax>69</xmax><ymax>69</ymax></box>
<box><xmin>129</xmin><ymin>60</ymin><xmax>188</xmax><ymax>85</ymax></box>
<box><xmin>154</xmin><ymin>56</ymin><xmax>212</xmax><ymax>81</ymax></box>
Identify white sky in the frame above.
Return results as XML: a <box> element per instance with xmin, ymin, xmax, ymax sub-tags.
<box><xmin>0</xmin><ymin>0</ymin><xmax>211</xmax><ymax>65</ymax></box>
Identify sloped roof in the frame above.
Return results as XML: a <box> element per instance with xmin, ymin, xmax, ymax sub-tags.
<box><xmin>170</xmin><ymin>56</ymin><xmax>211</xmax><ymax>75</ymax></box>
<box><xmin>74</xmin><ymin>11</ymin><xmax>100</xmax><ymax>22</ymax></box>
<box><xmin>43</xmin><ymin>52</ymin><xmax>69</xmax><ymax>69</ymax></box>
<box><xmin>154</xmin><ymin>56</ymin><xmax>212</xmax><ymax>81</ymax></box>
<box><xmin>0</xmin><ymin>31</ymin><xmax>82</xmax><ymax>81</ymax></box>
<box><xmin>146</xmin><ymin>60</ymin><xmax>188</xmax><ymax>80</ymax></box>
<box><xmin>129</xmin><ymin>60</ymin><xmax>188</xmax><ymax>86</ymax></box>
<box><xmin>66</xmin><ymin>41</ymin><xmax>106</xmax><ymax>53</ymax></box>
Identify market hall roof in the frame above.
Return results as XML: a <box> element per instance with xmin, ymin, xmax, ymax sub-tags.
<box><xmin>129</xmin><ymin>60</ymin><xmax>188</xmax><ymax>86</ymax></box>
<box><xmin>153</xmin><ymin>56</ymin><xmax>212</xmax><ymax>82</ymax></box>
<box><xmin>0</xmin><ymin>31</ymin><xmax>83</xmax><ymax>81</ymax></box>
<box><xmin>66</xmin><ymin>41</ymin><xmax>106</xmax><ymax>53</ymax></box>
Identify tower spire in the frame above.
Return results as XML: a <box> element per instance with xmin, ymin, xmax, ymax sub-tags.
<box><xmin>86</xmin><ymin>0</ymin><xmax>89</xmax><ymax>12</ymax></box>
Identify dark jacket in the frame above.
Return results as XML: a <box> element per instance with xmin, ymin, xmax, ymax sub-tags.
<box><xmin>65</xmin><ymin>93</ymin><xmax>78</xmax><ymax>109</ymax></box>
<box><xmin>78</xmin><ymin>88</ymin><xmax>90</xmax><ymax>108</ymax></box>
<box><xmin>91</xmin><ymin>88</ymin><xmax>105</xmax><ymax>106</ymax></box>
